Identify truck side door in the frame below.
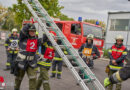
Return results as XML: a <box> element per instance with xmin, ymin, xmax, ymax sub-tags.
<box><xmin>69</xmin><ymin>23</ymin><xmax>82</xmax><ymax>49</ymax></box>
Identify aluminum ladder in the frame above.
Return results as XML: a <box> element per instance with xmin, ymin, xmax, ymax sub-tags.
<box><xmin>22</xmin><ymin>0</ymin><xmax>105</xmax><ymax>90</ymax></box>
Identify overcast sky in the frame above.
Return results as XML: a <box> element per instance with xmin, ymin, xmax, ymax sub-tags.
<box><xmin>0</xmin><ymin>0</ymin><xmax>130</xmax><ymax>23</ymax></box>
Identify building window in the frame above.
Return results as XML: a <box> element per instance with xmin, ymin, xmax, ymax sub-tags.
<box><xmin>71</xmin><ymin>24</ymin><xmax>81</xmax><ymax>35</ymax></box>
<box><xmin>110</xmin><ymin>19</ymin><xmax>129</xmax><ymax>31</ymax></box>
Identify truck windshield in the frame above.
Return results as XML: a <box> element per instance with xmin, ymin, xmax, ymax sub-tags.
<box><xmin>83</xmin><ymin>24</ymin><xmax>102</xmax><ymax>38</ymax></box>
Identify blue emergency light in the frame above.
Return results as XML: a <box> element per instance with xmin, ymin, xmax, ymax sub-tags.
<box><xmin>96</xmin><ymin>21</ymin><xmax>99</xmax><ymax>25</ymax></box>
<box><xmin>78</xmin><ymin>17</ymin><xmax>82</xmax><ymax>22</ymax></box>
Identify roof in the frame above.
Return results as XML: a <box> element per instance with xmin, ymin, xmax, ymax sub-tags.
<box><xmin>108</xmin><ymin>11</ymin><xmax>130</xmax><ymax>14</ymax></box>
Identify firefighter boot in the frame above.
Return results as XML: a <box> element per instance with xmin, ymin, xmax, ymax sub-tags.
<box><xmin>50</xmin><ymin>74</ymin><xmax>55</xmax><ymax>78</ymax></box>
<box><xmin>57</xmin><ymin>74</ymin><xmax>61</xmax><ymax>79</ymax></box>
<box><xmin>57</xmin><ymin>75</ymin><xmax>61</xmax><ymax>79</ymax></box>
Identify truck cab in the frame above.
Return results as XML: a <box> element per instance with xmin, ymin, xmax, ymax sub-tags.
<box><xmin>55</xmin><ymin>21</ymin><xmax>104</xmax><ymax>56</ymax></box>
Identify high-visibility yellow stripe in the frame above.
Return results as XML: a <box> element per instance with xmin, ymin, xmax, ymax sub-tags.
<box><xmin>117</xmin><ymin>50</ymin><xmax>123</xmax><ymax>52</ymax></box>
<box><xmin>4</xmin><ymin>44</ymin><xmax>8</xmax><ymax>46</ymax></box>
<box><xmin>9</xmin><ymin>51</ymin><xmax>13</xmax><ymax>53</ymax></box>
<box><xmin>123</xmin><ymin>52</ymin><xmax>127</xmax><ymax>55</ymax></box>
<box><xmin>14</xmin><ymin>51</ymin><xmax>18</xmax><ymax>54</ymax></box>
<box><xmin>109</xmin><ymin>65</ymin><xmax>122</xmax><ymax>70</ymax></box>
<box><xmin>64</xmin><ymin>51</ymin><xmax>68</xmax><ymax>55</ymax></box>
<box><xmin>48</xmin><ymin>46</ymin><xmax>53</xmax><ymax>49</ymax></box>
<box><xmin>116</xmin><ymin>71</ymin><xmax>122</xmax><ymax>81</ymax></box>
<box><xmin>52</xmin><ymin>71</ymin><xmax>57</xmax><ymax>73</ymax></box>
<box><xmin>37</xmin><ymin>61</ymin><xmax>51</xmax><ymax>66</ymax></box>
<box><xmin>6</xmin><ymin>63</ymin><xmax>10</xmax><ymax>66</ymax></box>
<box><xmin>43</xmin><ymin>42</ymin><xmax>48</xmax><ymax>47</ymax></box>
<box><xmin>9</xmin><ymin>51</ymin><xmax>18</xmax><ymax>54</ymax></box>
<box><xmin>54</xmin><ymin>57</ymin><xmax>62</xmax><ymax>61</ymax></box>
<box><xmin>112</xmin><ymin>49</ymin><xmax>117</xmax><ymax>51</ymax></box>
<box><xmin>57</xmin><ymin>71</ymin><xmax>62</xmax><ymax>74</ymax></box>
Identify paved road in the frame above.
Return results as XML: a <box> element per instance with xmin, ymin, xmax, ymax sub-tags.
<box><xmin>0</xmin><ymin>45</ymin><xmax>130</xmax><ymax>90</ymax></box>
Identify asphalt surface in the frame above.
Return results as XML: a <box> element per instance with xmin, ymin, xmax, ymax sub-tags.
<box><xmin>0</xmin><ymin>45</ymin><xmax>130</xmax><ymax>90</ymax></box>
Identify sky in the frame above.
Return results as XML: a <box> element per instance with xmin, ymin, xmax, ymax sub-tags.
<box><xmin>0</xmin><ymin>0</ymin><xmax>130</xmax><ymax>23</ymax></box>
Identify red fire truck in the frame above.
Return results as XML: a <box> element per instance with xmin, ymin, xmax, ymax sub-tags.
<box><xmin>23</xmin><ymin>19</ymin><xmax>104</xmax><ymax>56</ymax></box>
<box><xmin>54</xmin><ymin>21</ymin><xmax>104</xmax><ymax>56</ymax></box>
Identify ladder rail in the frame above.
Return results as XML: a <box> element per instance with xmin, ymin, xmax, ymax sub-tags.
<box><xmin>23</xmin><ymin>0</ymin><xmax>105</xmax><ymax>90</ymax></box>
<box><xmin>23</xmin><ymin>0</ymin><xmax>90</xmax><ymax>90</ymax></box>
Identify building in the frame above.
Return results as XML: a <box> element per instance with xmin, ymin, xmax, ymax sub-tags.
<box><xmin>105</xmin><ymin>11</ymin><xmax>130</xmax><ymax>49</ymax></box>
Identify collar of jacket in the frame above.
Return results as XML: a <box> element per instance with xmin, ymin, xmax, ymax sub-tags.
<box><xmin>115</xmin><ymin>43</ymin><xmax>123</xmax><ymax>48</ymax></box>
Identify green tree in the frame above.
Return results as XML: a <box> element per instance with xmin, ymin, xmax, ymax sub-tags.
<box><xmin>0</xmin><ymin>7</ymin><xmax>20</xmax><ymax>31</ymax></box>
<box><xmin>39</xmin><ymin>0</ymin><xmax>64</xmax><ymax>17</ymax></box>
<box><xmin>11</xmin><ymin>0</ymin><xmax>64</xmax><ymax>27</ymax></box>
<box><xmin>11</xmin><ymin>0</ymin><xmax>32</xmax><ymax>27</ymax></box>
<box><xmin>59</xmin><ymin>14</ymin><xmax>74</xmax><ymax>21</ymax></box>
<box><xmin>84</xmin><ymin>19</ymin><xmax>106</xmax><ymax>29</ymax></box>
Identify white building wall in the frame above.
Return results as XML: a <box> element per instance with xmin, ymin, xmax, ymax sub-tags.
<box><xmin>105</xmin><ymin>12</ymin><xmax>130</xmax><ymax>49</ymax></box>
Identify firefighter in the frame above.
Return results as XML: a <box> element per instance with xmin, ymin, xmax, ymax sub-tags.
<box><xmin>36</xmin><ymin>33</ymin><xmax>54</xmax><ymax>90</ymax></box>
<box><xmin>14</xmin><ymin>24</ymin><xmax>41</xmax><ymax>90</ymax></box>
<box><xmin>51</xmin><ymin>40</ymin><xmax>67</xmax><ymax>79</ymax></box>
<box><xmin>78</xmin><ymin>34</ymin><xmax>100</xmax><ymax>79</ymax></box>
<box><xmin>79</xmin><ymin>34</ymin><xmax>100</xmax><ymax>68</ymax></box>
<box><xmin>106</xmin><ymin>35</ymin><xmax>127</xmax><ymax>90</ymax></box>
<box><xmin>4</xmin><ymin>29</ymin><xmax>19</xmax><ymax>71</ymax></box>
<box><xmin>104</xmin><ymin>50</ymin><xmax>130</xmax><ymax>88</ymax></box>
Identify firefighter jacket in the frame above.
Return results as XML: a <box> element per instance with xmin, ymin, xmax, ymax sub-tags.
<box><xmin>4</xmin><ymin>34</ymin><xmax>19</xmax><ymax>54</ymax></box>
<box><xmin>37</xmin><ymin>34</ymin><xmax>54</xmax><ymax>70</ymax></box>
<box><xmin>109</xmin><ymin>50</ymin><xmax>130</xmax><ymax>84</ymax></box>
<box><xmin>78</xmin><ymin>42</ymin><xmax>100</xmax><ymax>59</ymax></box>
<box><xmin>16</xmin><ymin>24</ymin><xmax>41</xmax><ymax>70</ymax></box>
<box><xmin>108</xmin><ymin>44</ymin><xmax>127</xmax><ymax>70</ymax></box>
<box><xmin>53</xmin><ymin>49</ymin><xmax>68</xmax><ymax>61</ymax></box>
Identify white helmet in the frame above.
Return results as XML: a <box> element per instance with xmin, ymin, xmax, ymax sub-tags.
<box><xmin>115</xmin><ymin>35</ymin><xmax>124</xmax><ymax>40</ymax></box>
<box><xmin>12</xmin><ymin>28</ymin><xmax>18</xmax><ymax>33</ymax></box>
<box><xmin>87</xmin><ymin>34</ymin><xmax>94</xmax><ymax>40</ymax></box>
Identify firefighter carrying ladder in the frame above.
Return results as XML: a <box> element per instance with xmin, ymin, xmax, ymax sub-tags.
<box><xmin>22</xmin><ymin>0</ymin><xmax>105</xmax><ymax>90</ymax></box>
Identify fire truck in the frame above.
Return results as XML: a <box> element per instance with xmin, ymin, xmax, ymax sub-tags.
<box><xmin>23</xmin><ymin>18</ymin><xmax>104</xmax><ymax>56</ymax></box>
<box><xmin>54</xmin><ymin>20</ymin><xmax>104</xmax><ymax>56</ymax></box>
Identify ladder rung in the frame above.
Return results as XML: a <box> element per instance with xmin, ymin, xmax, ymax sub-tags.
<box><xmin>54</xmin><ymin>36</ymin><xmax>64</xmax><ymax>39</ymax></box>
<box><xmin>66</xmin><ymin>55</ymin><xmax>78</xmax><ymax>60</ymax></box>
<box><xmin>59</xmin><ymin>45</ymin><xmax>71</xmax><ymax>49</ymax></box>
<box><xmin>35</xmin><ymin>11</ymin><xmax>47</xmax><ymax>17</ymax></box>
<box><xmin>40</xmin><ymin>18</ymin><xmax>52</xmax><ymax>23</ymax></box>
<box><xmin>35</xmin><ymin>11</ymin><xmax>42</xmax><ymax>16</ymax></box>
<box><xmin>74</xmin><ymin>66</ymin><xmax>80</xmax><ymax>70</ymax></box>
<box><xmin>46</xmin><ymin>27</ymin><xmax>57</xmax><ymax>31</ymax></box>
<box><xmin>83</xmin><ymin>78</ymin><xmax>95</xmax><ymax>83</ymax></box>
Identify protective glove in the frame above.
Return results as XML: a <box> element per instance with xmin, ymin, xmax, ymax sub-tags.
<box><xmin>104</xmin><ymin>77</ymin><xmax>111</xmax><ymax>87</ymax></box>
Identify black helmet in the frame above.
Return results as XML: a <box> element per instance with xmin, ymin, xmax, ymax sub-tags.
<box><xmin>29</xmin><ymin>24</ymin><xmax>36</xmax><ymax>31</ymax></box>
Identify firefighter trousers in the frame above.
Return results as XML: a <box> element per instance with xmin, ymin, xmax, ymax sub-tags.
<box><xmin>5</xmin><ymin>51</ymin><xmax>10</xmax><ymax>69</ymax></box>
<box><xmin>51</xmin><ymin>61</ymin><xmax>63</xmax><ymax>76</ymax></box>
<box><xmin>8</xmin><ymin>53</ymin><xmax>17</xmax><ymax>72</ymax></box>
<box><xmin>36</xmin><ymin>67</ymin><xmax>50</xmax><ymax>90</ymax></box>
<box><xmin>14</xmin><ymin>66</ymin><xmax>37</xmax><ymax>90</ymax></box>
<box><xmin>107</xmin><ymin>69</ymin><xmax>122</xmax><ymax>90</ymax></box>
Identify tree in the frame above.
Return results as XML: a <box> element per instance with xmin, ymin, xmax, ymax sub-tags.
<box><xmin>0</xmin><ymin>6</ymin><xmax>20</xmax><ymax>31</ymax></box>
<box><xmin>11</xmin><ymin>0</ymin><xmax>64</xmax><ymax>27</ymax></box>
<box><xmin>84</xmin><ymin>19</ymin><xmax>106</xmax><ymax>30</ymax></box>
<box><xmin>39</xmin><ymin>0</ymin><xmax>64</xmax><ymax>17</ymax></box>
<box><xmin>59</xmin><ymin>14</ymin><xmax>74</xmax><ymax>21</ymax></box>
<box><xmin>11</xmin><ymin>0</ymin><xmax>32</xmax><ymax>27</ymax></box>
